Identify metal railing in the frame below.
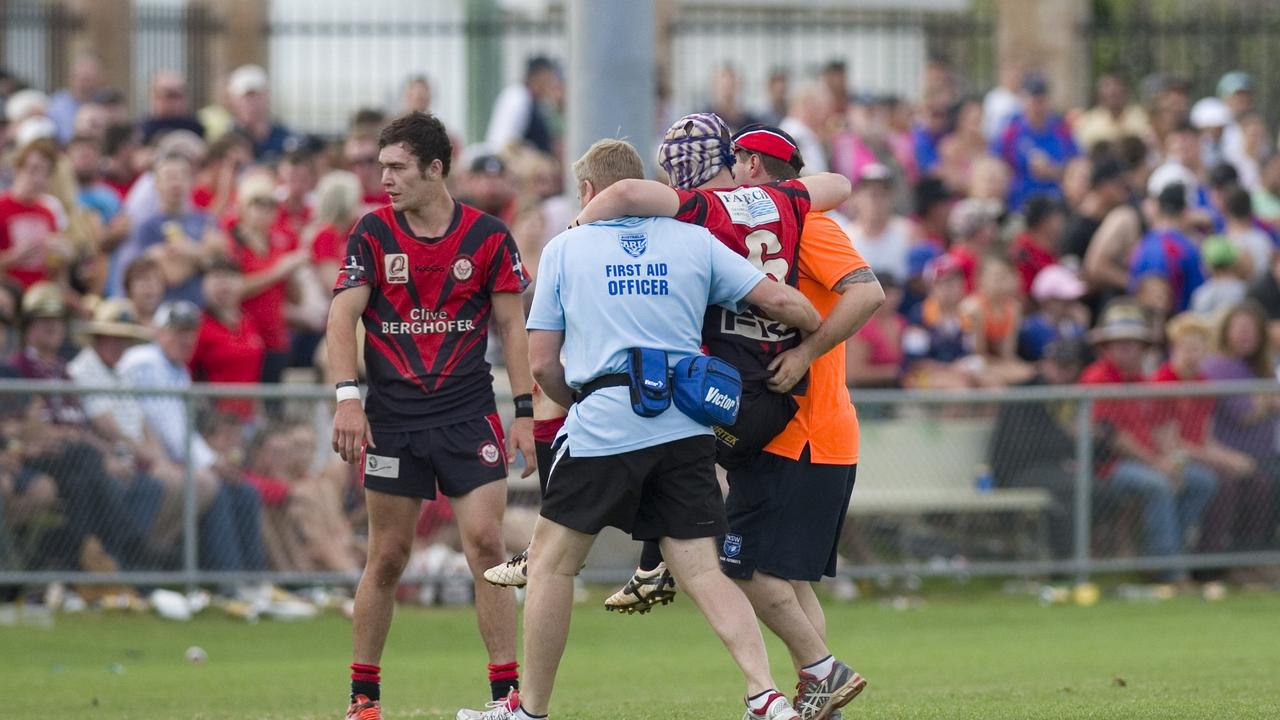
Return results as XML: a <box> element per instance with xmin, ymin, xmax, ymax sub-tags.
<box><xmin>1</xmin><ymin>378</ymin><xmax>1278</xmax><ymax>588</ymax></box>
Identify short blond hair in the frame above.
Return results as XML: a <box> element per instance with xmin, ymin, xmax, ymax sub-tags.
<box><xmin>1166</xmin><ymin>312</ymin><xmax>1213</xmax><ymax>344</ymax></box>
<box><xmin>572</xmin><ymin>139</ymin><xmax>643</xmax><ymax>192</ymax></box>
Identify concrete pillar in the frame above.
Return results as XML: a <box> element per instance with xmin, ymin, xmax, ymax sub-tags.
<box><xmin>66</xmin><ymin>0</ymin><xmax>131</xmax><ymax>99</ymax></box>
<box><xmin>219</xmin><ymin>0</ymin><xmax>269</xmax><ymax>75</ymax></box>
<box><xmin>996</xmin><ymin>0</ymin><xmax>1092</xmax><ymax>110</ymax></box>
<box><xmin>466</xmin><ymin>0</ymin><xmax>503</xmax><ymax>144</ymax></box>
<box><xmin>567</xmin><ymin>0</ymin><xmax>656</xmax><ymax>176</ymax></box>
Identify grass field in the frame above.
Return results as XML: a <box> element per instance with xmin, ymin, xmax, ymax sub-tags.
<box><xmin>3</xmin><ymin>586</ymin><xmax>1279</xmax><ymax>719</ymax></box>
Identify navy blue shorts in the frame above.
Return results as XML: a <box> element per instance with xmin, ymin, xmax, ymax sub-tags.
<box><xmin>719</xmin><ymin>447</ymin><xmax>856</xmax><ymax>582</ymax></box>
<box><xmin>361</xmin><ymin>413</ymin><xmax>508</xmax><ymax>500</ymax></box>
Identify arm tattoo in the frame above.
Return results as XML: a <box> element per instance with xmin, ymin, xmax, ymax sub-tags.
<box><xmin>834</xmin><ymin>267</ymin><xmax>878</xmax><ymax>291</ymax></box>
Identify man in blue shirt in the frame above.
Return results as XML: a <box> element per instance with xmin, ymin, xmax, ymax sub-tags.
<box><xmin>1129</xmin><ymin>183</ymin><xmax>1206</xmax><ymax>313</ymax></box>
<box><xmin>995</xmin><ymin>73</ymin><xmax>1080</xmax><ymax>211</ymax></box>
<box><xmin>470</xmin><ymin>139</ymin><xmax>820</xmax><ymax>720</ymax></box>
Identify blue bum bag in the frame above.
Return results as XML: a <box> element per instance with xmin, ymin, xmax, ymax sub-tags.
<box><xmin>626</xmin><ymin>347</ymin><xmax>672</xmax><ymax>417</ymax></box>
<box><xmin>672</xmin><ymin>354</ymin><xmax>742</xmax><ymax>427</ymax></box>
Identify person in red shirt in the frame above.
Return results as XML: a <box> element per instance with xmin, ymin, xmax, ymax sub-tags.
<box><xmin>944</xmin><ymin>197</ymin><xmax>999</xmax><ymax>293</ymax></box>
<box><xmin>274</xmin><ymin>147</ymin><xmax>316</xmax><ymax>242</ymax></box>
<box><xmin>1079</xmin><ymin>300</ymin><xmax>1217</xmax><ymax>581</ymax></box>
<box><xmin>1010</xmin><ymin>194</ymin><xmax>1063</xmax><ymax>294</ymax></box>
<box><xmin>190</xmin><ymin>257</ymin><xmax>266</xmax><ymax>420</ymax></box>
<box><xmin>191</xmin><ymin>131</ymin><xmax>252</xmax><ymax>218</ymax></box>
<box><xmin>1150</xmin><ymin>313</ymin><xmax>1256</xmax><ymax>555</ymax></box>
<box><xmin>226</xmin><ymin>171</ymin><xmax>309</xmax><ymax>384</ymax></box>
<box><xmin>0</xmin><ymin>140</ymin><xmax>71</xmax><ymax>289</ymax></box>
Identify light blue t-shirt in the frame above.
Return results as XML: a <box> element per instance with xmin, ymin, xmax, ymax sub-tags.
<box><xmin>527</xmin><ymin>216</ymin><xmax>764</xmax><ymax>457</ymax></box>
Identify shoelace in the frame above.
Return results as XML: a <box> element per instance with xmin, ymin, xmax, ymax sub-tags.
<box><xmin>478</xmin><ymin>698</ymin><xmax>516</xmax><ymax>720</ymax></box>
<box><xmin>793</xmin><ymin>675</ymin><xmax>831</xmax><ymax>717</ymax></box>
<box><xmin>505</xmin><ymin>550</ymin><xmax>528</xmax><ymax>568</ymax></box>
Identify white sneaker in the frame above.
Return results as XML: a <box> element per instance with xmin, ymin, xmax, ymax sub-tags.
<box><xmin>603</xmin><ymin>563</ymin><xmax>677</xmax><ymax>614</ymax></box>
<box><xmin>743</xmin><ymin>691</ymin><xmax>801</xmax><ymax>720</ymax></box>
<box><xmin>484</xmin><ymin>549</ymin><xmax>529</xmax><ymax>588</ymax></box>
<box><xmin>456</xmin><ymin>689</ymin><xmax>520</xmax><ymax>720</ymax></box>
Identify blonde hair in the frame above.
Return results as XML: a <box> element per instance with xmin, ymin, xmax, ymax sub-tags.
<box><xmin>572</xmin><ymin>139</ymin><xmax>644</xmax><ymax>193</ymax></box>
<box><xmin>1165</xmin><ymin>312</ymin><xmax>1212</xmax><ymax>344</ymax></box>
<box><xmin>236</xmin><ymin>170</ymin><xmax>277</xmax><ymax>211</ymax></box>
<box><xmin>313</xmin><ymin>170</ymin><xmax>361</xmax><ymax>226</ymax></box>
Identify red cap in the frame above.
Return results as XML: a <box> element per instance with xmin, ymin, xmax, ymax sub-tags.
<box><xmin>731</xmin><ymin>124</ymin><xmax>802</xmax><ymax>171</ymax></box>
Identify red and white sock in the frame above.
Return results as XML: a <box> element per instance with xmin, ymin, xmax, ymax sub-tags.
<box><xmin>746</xmin><ymin>689</ymin><xmax>786</xmax><ymax>714</ymax></box>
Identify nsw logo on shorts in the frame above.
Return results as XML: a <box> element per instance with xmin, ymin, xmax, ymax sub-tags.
<box><xmin>722</xmin><ymin>533</ymin><xmax>743</xmax><ymax>558</ymax></box>
<box><xmin>478</xmin><ymin>441</ymin><xmax>503</xmax><ymax>467</ymax></box>
<box><xmin>619</xmin><ymin>232</ymin><xmax>647</xmax><ymax>258</ymax></box>
<box><xmin>364</xmin><ymin>453</ymin><xmax>400</xmax><ymax>479</ymax></box>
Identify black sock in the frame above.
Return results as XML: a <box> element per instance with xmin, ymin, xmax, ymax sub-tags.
<box><xmin>351</xmin><ymin>663</ymin><xmax>380</xmax><ymax>702</ymax></box>
<box><xmin>489</xmin><ymin>661</ymin><xmax>519</xmax><ymax>701</ymax></box>
<box><xmin>639</xmin><ymin>540</ymin><xmax>664</xmax><ymax>571</ymax></box>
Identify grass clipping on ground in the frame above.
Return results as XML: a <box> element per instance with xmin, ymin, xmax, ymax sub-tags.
<box><xmin>3</xmin><ymin>589</ymin><xmax>1279</xmax><ymax>719</ymax></box>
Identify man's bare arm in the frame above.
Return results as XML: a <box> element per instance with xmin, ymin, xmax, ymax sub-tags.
<box><xmin>796</xmin><ymin>172</ymin><xmax>853</xmax><ymax>212</ymax></box>
<box><xmin>574</xmin><ymin>179</ymin><xmax>682</xmax><ymax>225</ymax></box>
<box><xmin>529</xmin><ymin>330</ymin><xmax>573</xmax><ymax>409</ymax></box>
<box><xmin>743</xmin><ymin>279</ymin><xmax>821</xmax><ymax>335</ymax></box>
<box><xmin>491</xmin><ymin>292</ymin><xmax>535</xmax><ymax>399</ymax></box>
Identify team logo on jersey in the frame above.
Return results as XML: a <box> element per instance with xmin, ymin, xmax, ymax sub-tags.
<box><xmin>722</xmin><ymin>533</ymin><xmax>743</xmax><ymax>558</ymax></box>
<box><xmin>619</xmin><ymin>232</ymin><xmax>648</xmax><ymax>258</ymax></box>
<box><xmin>451</xmin><ymin>256</ymin><xmax>475</xmax><ymax>282</ymax></box>
<box><xmin>385</xmin><ymin>254</ymin><xmax>409</xmax><ymax>284</ymax></box>
<box><xmin>364</xmin><ymin>454</ymin><xmax>400</xmax><ymax>479</ymax></box>
<box><xmin>478</xmin><ymin>441</ymin><xmax>502</xmax><ymax>467</ymax></box>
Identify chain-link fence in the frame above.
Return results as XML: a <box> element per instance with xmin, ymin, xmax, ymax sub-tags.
<box><xmin>1</xmin><ymin>379</ymin><xmax>1278</xmax><ymax>592</ymax></box>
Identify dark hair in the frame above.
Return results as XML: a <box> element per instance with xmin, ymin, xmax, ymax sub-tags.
<box><xmin>1224</xmin><ymin>186</ymin><xmax>1253</xmax><ymax>219</ymax></box>
<box><xmin>525</xmin><ymin>56</ymin><xmax>558</xmax><ymax>82</ymax></box>
<box><xmin>206</xmin><ymin>130</ymin><xmax>252</xmax><ymax>164</ymax></box>
<box><xmin>1024</xmin><ymin>194</ymin><xmax>1062</xmax><ymax>229</ymax></box>
<box><xmin>1170</xmin><ymin>118</ymin><xmax>1197</xmax><ymax>135</ymax></box>
<box><xmin>102</xmin><ymin>123</ymin><xmax>137</xmax><ymax>156</ymax></box>
<box><xmin>204</xmin><ymin>255</ymin><xmax>243</xmax><ymax>275</ymax></box>
<box><xmin>1218</xmin><ymin>299</ymin><xmax>1273</xmax><ymax>378</ymax></box>
<box><xmin>1208</xmin><ymin>163</ymin><xmax>1240</xmax><ymax>191</ymax></box>
<box><xmin>915</xmin><ymin>177</ymin><xmax>952</xmax><ymax>216</ymax></box>
<box><xmin>1117</xmin><ymin>135</ymin><xmax>1148</xmax><ymax>169</ymax></box>
<box><xmin>351</xmin><ymin>107</ymin><xmax>386</xmax><ymax>130</ymax></box>
<box><xmin>377</xmin><ymin>112</ymin><xmax>452</xmax><ymax>177</ymax></box>
<box><xmin>1157</xmin><ymin>183</ymin><xmax>1187</xmax><ymax>215</ymax></box>
<box><xmin>123</xmin><ymin>256</ymin><xmax>162</xmax><ymax>293</ymax></box>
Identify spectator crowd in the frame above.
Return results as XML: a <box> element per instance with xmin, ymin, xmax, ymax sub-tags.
<box><xmin>0</xmin><ymin>49</ymin><xmax>1277</xmax><ymax>587</ymax></box>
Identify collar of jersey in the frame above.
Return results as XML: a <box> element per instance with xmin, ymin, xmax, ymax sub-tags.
<box><xmin>394</xmin><ymin>201</ymin><xmax>462</xmax><ymax>242</ymax></box>
<box><xmin>589</xmin><ymin>216</ymin><xmax>650</xmax><ymax>228</ymax></box>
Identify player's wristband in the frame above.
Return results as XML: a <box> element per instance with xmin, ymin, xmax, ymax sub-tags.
<box><xmin>513</xmin><ymin>393</ymin><xmax>534</xmax><ymax>418</ymax></box>
<box><xmin>335</xmin><ymin>380</ymin><xmax>359</xmax><ymax>389</ymax></box>
<box><xmin>336</xmin><ymin>385</ymin><xmax>362</xmax><ymax>402</ymax></box>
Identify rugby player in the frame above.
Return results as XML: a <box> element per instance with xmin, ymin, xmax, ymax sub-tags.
<box><xmin>329</xmin><ymin>112</ymin><xmax>536</xmax><ymax>720</ymax></box>
<box><xmin>462</xmin><ymin>137</ymin><xmax>821</xmax><ymax>720</ymax></box>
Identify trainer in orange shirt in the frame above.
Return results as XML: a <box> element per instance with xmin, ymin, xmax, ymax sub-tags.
<box><xmin>718</xmin><ymin>125</ymin><xmax>884</xmax><ymax>712</ymax></box>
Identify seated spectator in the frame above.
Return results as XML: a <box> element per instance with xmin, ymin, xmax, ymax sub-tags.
<box><xmin>994</xmin><ymin>73</ymin><xmax>1079</xmax><ymax>211</ymax></box>
<box><xmin>1221</xmin><ymin>186</ymin><xmax>1274</xmax><ymax>284</ymax></box>
<box><xmin>1080</xmin><ymin>300</ymin><xmax>1217</xmax><ymax>582</ymax></box>
<box><xmin>122</xmin><ymin>129</ymin><xmax>207</xmax><ymax>237</ymax></box>
<box><xmin>1018</xmin><ymin>264</ymin><xmax>1090</xmax><ymax>361</ymax></box>
<box><xmin>1130</xmin><ymin>182</ymin><xmax>1205</xmax><ymax>314</ymax></box>
<box><xmin>0</xmin><ymin>379</ymin><xmax>60</xmax><ymax>570</ymax></box>
<box><xmin>0</xmin><ymin>140</ymin><xmax>72</xmax><ymax>290</ymax></box>
<box><xmin>1151</xmin><ymin>313</ymin><xmax>1261</xmax><ymax>557</ymax></box>
<box><xmin>960</xmin><ymin>255</ymin><xmax>1034</xmax><ymax>385</ymax></box>
<box><xmin>275</xmin><ymin>148</ymin><xmax>316</xmax><ymax>242</ymax></box>
<box><xmin>109</xmin><ymin>153</ymin><xmax>220</xmax><ymax>304</ymax></box>
<box><xmin>117</xmin><ymin>300</ymin><xmax>266</xmax><ymax>571</ymax></box>
<box><xmin>9</xmin><ymin>282</ymin><xmax>172</xmax><ymax>569</ymax></box>
<box><xmin>903</xmin><ymin>255</ymin><xmax>983</xmax><ymax>389</ymax></box>
<box><xmin>845</xmin><ymin>163</ymin><xmax>915</xmax><ymax>281</ymax></box>
<box><xmin>1010</xmin><ymin>194</ymin><xmax>1064</xmax><ymax>294</ymax></box>
<box><xmin>0</xmin><ymin>283</ymin><xmax>20</xmax><ymax>358</ymax></box>
<box><xmin>122</xmin><ymin>256</ymin><xmax>165</xmax><ymax>327</ymax></box>
<box><xmin>1201</xmin><ymin>301</ymin><xmax>1280</xmax><ymax>552</ymax></box>
<box><xmin>946</xmin><ymin>198</ymin><xmax>1000</xmax><ymax>293</ymax></box>
<box><xmin>66</xmin><ymin>134</ymin><xmax>128</xmax><ymax>255</ymax></box>
<box><xmin>101</xmin><ymin>122</ymin><xmax>142</xmax><ymax>198</ymax></box>
<box><xmin>1191</xmin><ymin>236</ymin><xmax>1249</xmax><ymax>316</ymax></box>
<box><xmin>227</xmin><ymin>172</ymin><xmax>309</xmax><ymax>384</ymax></box>
<box><xmin>190</xmin><ymin>258</ymin><xmax>265</xmax><ymax>421</ymax></box>
<box><xmin>989</xmin><ymin>338</ymin><xmax>1089</xmax><ymax>557</ymax></box>
<box><xmin>846</xmin><ymin>273</ymin><xmax>905</xmax><ymax>388</ymax></box>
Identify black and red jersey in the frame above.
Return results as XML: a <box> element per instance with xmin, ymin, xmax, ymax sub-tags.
<box><xmin>672</xmin><ymin>180</ymin><xmax>811</xmax><ymax>384</ymax></box>
<box><xmin>333</xmin><ymin>202</ymin><xmax>528</xmax><ymax>430</ymax></box>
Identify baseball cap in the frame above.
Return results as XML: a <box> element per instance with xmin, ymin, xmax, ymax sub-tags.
<box><xmin>948</xmin><ymin>198</ymin><xmax>999</xmax><ymax>238</ymax></box>
<box><xmin>924</xmin><ymin>254</ymin><xmax>965</xmax><ymax>285</ymax></box>
<box><xmin>469</xmin><ymin>154</ymin><xmax>506</xmax><ymax>176</ymax></box>
<box><xmin>1031</xmin><ymin>264</ymin><xmax>1086</xmax><ymax>302</ymax></box>
<box><xmin>658</xmin><ymin>113</ymin><xmax>735</xmax><ymax>190</ymax></box>
<box><xmin>1021</xmin><ymin>72</ymin><xmax>1050</xmax><ymax>96</ymax></box>
<box><xmin>1217</xmin><ymin>71</ymin><xmax>1255</xmax><ymax>97</ymax></box>
<box><xmin>731</xmin><ymin>124</ymin><xmax>804</xmax><ymax>174</ymax></box>
<box><xmin>1202</xmin><ymin>235</ymin><xmax>1239</xmax><ymax>269</ymax></box>
<box><xmin>1146</xmin><ymin>162</ymin><xmax>1198</xmax><ymax>201</ymax></box>
<box><xmin>1190</xmin><ymin>97</ymin><xmax>1232</xmax><ymax>130</ymax></box>
<box><xmin>154</xmin><ymin>300</ymin><xmax>201</xmax><ymax>331</ymax></box>
<box><xmin>228</xmin><ymin>64</ymin><xmax>268</xmax><ymax>99</ymax></box>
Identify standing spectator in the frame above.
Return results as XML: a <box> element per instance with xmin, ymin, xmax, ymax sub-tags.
<box><xmin>1061</xmin><ymin>159</ymin><xmax>1129</xmax><ymax>265</ymax></box>
<box><xmin>760</xmin><ymin>68</ymin><xmax>789</xmax><ymax>127</ymax></box>
<box><xmin>1146</xmin><ymin>74</ymin><xmax>1192</xmax><ymax>151</ymax></box>
<box><xmin>1018</xmin><ymin>264</ymin><xmax>1090</xmax><ymax>361</ymax></box>
<box><xmin>779</xmin><ymin>83</ymin><xmax>832</xmax><ymax>176</ymax></box>
<box><xmin>844</xmin><ymin>164</ymin><xmax>913</xmax><ymax>281</ymax></box>
<box><xmin>1200</xmin><ymin>301</ymin><xmax>1280</xmax><ymax>552</ymax></box>
<box><xmin>1218</xmin><ymin>71</ymin><xmax>1260</xmax><ymax>171</ymax></box>
<box><xmin>820</xmin><ymin>59</ymin><xmax>851</xmax><ymax>117</ymax></box>
<box><xmin>1010</xmin><ymin>194</ymin><xmax>1064</xmax><ymax>294</ymax></box>
<box><xmin>995</xmin><ymin>73</ymin><xmax>1079</xmax><ymax>211</ymax></box>
<box><xmin>47</xmin><ymin>53</ymin><xmax>103</xmax><ymax>143</ymax></box>
<box><xmin>189</xmin><ymin>258</ymin><xmax>266</xmax><ymax>422</ymax></box>
<box><xmin>117</xmin><ymin>300</ymin><xmax>266</xmax><ymax>572</ymax></box>
<box><xmin>400</xmin><ymin>75</ymin><xmax>432</xmax><ymax>115</ymax></box>
<box><xmin>485</xmin><ymin>56</ymin><xmax>562</xmax><ymax>155</ymax></box>
<box><xmin>227</xmin><ymin>172</ymin><xmax>308</xmax><ymax>384</ymax></box>
<box><xmin>945</xmin><ymin>198</ymin><xmax>1000</xmax><ymax>293</ymax></box>
<box><xmin>982</xmin><ymin>63</ymin><xmax>1023</xmax><ymax>142</ymax></box>
<box><xmin>1190</xmin><ymin>97</ymin><xmax>1232</xmax><ymax>172</ymax></box>
<box><xmin>109</xmin><ymin>154</ymin><xmax>218</xmax><ymax>304</ymax></box>
<box><xmin>1074</xmin><ymin>73</ymin><xmax>1152</xmax><ymax>152</ymax></box>
<box><xmin>936</xmin><ymin>97</ymin><xmax>988</xmax><ymax>195</ymax></box>
<box><xmin>1081</xmin><ymin>301</ymin><xmax>1217</xmax><ymax>582</ymax></box>
<box><xmin>912</xmin><ymin>97</ymin><xmax>951</xmax><ymax>177</ymax></box>
<box><xmin>1130</xmin><ymin>183</ymin><xmax>1205</xmax><ymax>314</ymax></box>
<box><xmin>845</xmin><ymin>273</ymin><xmax>905</xmax><ymax>388</ymax></box>
<box><xmin>1191</xmin><ymin>236</ymin><xmax>1248</xmax><ymax>317</ymax></box>
<box><xmin>704</xmin><ymin>64</ymin><xmax>760</xmax><ymax>132</ymax></box>
<box><xmin>227</xmin><ymin>64</ymin><xmax>293</xmax><ymax>162</ymax></box>
<box><xmin>0</xmin><ymin>140</ymin><xmax>70</xmax><ymax>289</ymax></box>
<box><xmin>1221</xmin><ymin>187</ymin><xmax>1274</xmax><ymax>284</ymax></box>
<box><xmin>833</xmin><ymin>98</ymin><xmax>914</xmax><ymax>213</ymax></box>
<box><xmin>139</xmin><ymin>70</ymin><xmax>204</xmax><ymax>145</ymax></box>
<box><xmin>343</xmin><ymin>133</ymin><xmax>388</xmax><ymax>210</ymax></box>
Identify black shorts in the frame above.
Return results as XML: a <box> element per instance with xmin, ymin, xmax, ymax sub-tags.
<box><xmin>535</xmin><ymin>439</ymin><xmax>556</xmax><ymax>497</ymax></box>
<box><xmin>714</xmin><ymin>388</ymin><xmax>799</xmax><ymax>470</ymax></box>
<box><xmin>361</xmin><ymin>413</ymin><xmax>508</xmax><ymax>500</ymax></box>
<box><xmin>719</xmin><ymin>447</ymin><xmax>856</xmax><ymax>582</ymax></box>
<box><xmin>540</xmin><ymin>435</ymin><xmax>726</xmax><ymax>541</ymax></box>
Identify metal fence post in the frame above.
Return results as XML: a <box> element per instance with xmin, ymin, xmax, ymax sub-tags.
<box><xmin>182</xmin><ymin>393</ymin><xmax>198</xmax><ymax>591</ymax></box>
<box><xmin>1073</xmin><ymin>397</ymin><xmax>1094</xmax><ymax>583</ymax></box>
